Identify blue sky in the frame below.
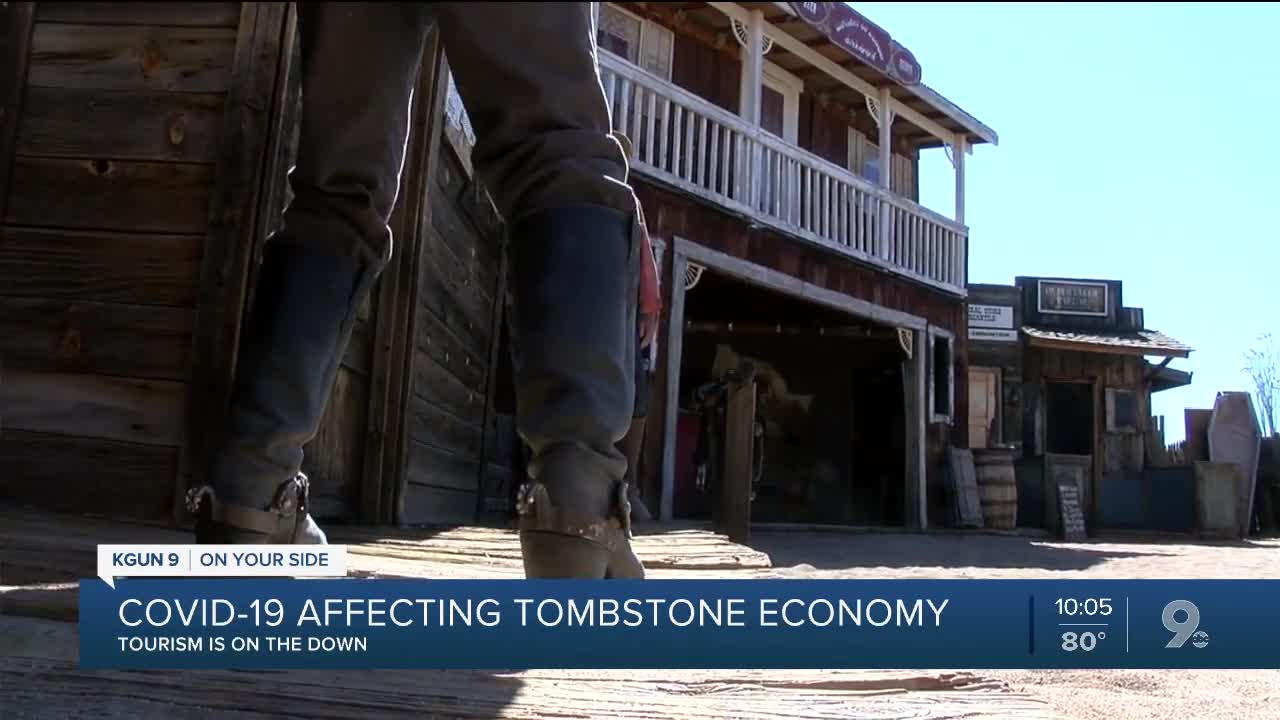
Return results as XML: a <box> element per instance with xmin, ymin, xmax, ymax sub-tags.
<box><xmin>851</xmin><ymin>2</ymin><xmax>1279</xmax><ymax>442</ymax></box>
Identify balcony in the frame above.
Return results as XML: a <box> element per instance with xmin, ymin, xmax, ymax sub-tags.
<box><xmin>600</xmin><ymin>53</ymin><xmax>968</xmax><ymax>296</ymax></box>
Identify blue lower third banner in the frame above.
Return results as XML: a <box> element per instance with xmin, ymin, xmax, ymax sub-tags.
<box><xmin>79</xmin><ymin>579</ymin><xmax>1280</xmax><ymax>670</ymax></box>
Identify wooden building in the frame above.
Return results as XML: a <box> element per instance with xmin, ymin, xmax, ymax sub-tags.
<box><xmin>0</xmin><ymin>1</ymin><xmax>998</xmax><ymax>535</ymax></box>
<box><xmin>966</xmin><ymin>276</ymin><xmax>1195</xmax><ymax>535</ymax></box>
<box><xmin>586</xmin><ymin>1</ymin><xmax>997</xmax><ymax>533</ymax></box>
<box><xmin>0</xmin><ymin>2</ymin><xmax>511</xmax><ymax>530</ymax></box>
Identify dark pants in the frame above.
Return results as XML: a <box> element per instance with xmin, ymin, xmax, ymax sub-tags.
<box><xmin>208</xmin><ymin>2</ymin><xmax>639</xmax><ymax>520</ymax></box>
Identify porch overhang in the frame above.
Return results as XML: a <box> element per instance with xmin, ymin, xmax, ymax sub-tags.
<box><xmin>1147</xmin><ymin>363</ymin><xmax>1193</xmax><ymax>393</ymax></box>
<box><xmin>1022</xmin><ymin>326</ymin><xmax>1194</xmax><ymax>359</ymax></box>
<box><xmin>703</xmin><ymin>1</ymin><xmax>998</xmax><ymax>149</ymax></box>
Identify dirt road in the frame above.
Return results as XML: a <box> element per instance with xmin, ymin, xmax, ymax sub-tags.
<box><xmin>752</xmin><ymin>530</ymin><xmax>1280</xmax><ymax>719</ymax></box>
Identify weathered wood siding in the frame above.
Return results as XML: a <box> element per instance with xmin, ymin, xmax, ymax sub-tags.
<box><xmin>0</xmin><ymin>2</ymin><xmax>279</xmax><ymax>525</ymax></box>
<box><xmin>1024</xmin><ymin>347</ymin><xmax>1148</xmax><ymax>525</ymax></box>
<box><xmin>400</xmin><ymin>137</ymin><xmax>507</xmax><ymax>526</ymax></box>
<box><xmin>967</xmin><ymin>284</ymin><xmax>1023</xmax><ymax>447</ymax></box>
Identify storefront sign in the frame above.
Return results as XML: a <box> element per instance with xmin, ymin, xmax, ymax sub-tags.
<box><xmin>968</xmin><ymin>304</ymin><xmax>1013</xmax><ymax>330</ymax></box>
<box><xmin>1037</xmin><ymin>280</ymin><xmax>1108</xmax><ymax>317</ymax></box>
<box><xmin>969</xmin><ymin>328</ymin><xmax>1018</xmax><ymax>343</ymax></box>
<box><xmin>786</xmin><ymin>3</ymin><xmax>922</xmax><ymax>86</ymax></box>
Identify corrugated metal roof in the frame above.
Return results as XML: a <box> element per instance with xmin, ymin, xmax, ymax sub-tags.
<box><xmin>1022</xmin><ymin>326</ymin><xmax>1193</xmax><ymax>357</ymax></box>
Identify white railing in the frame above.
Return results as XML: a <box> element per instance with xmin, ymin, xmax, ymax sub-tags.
<box><xmin>599</xmin><ymin>55</ymin><xmax>968</xmax><ymax>294</ymax></box>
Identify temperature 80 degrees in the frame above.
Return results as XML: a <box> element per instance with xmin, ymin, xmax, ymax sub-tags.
<box><xmin>1061</xmin><ymin>630</ymin><xmax>1106</xmax><ymax>652</ymax></box>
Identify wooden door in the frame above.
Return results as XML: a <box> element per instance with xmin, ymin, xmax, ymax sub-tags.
<box><xmin>968</xmin><ymin>367</ymin><xmax>999</xmax><ymax>449</ymax></box>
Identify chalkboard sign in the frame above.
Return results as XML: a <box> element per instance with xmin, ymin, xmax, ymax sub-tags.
<box><xmin>1056</xmin><ymin>483</ymin><xmax>1087</xmax><ymax>541</ymax></box>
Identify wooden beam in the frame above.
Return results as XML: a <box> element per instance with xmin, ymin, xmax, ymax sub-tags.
<box><xmin>0</xmin><ymin>2</ymin><xmax>35</xmax><ymax>221</ymax></box>
<box><xmin>373</xmin><ymin>31</ymin><xmax>450</xmax><ymax>526</ymax></box>
<box><xmin>905</xmin><ymin>327</ymin><xmax>928</xmax><ymax>530</ymax></box>
<box><xmin>1144</xmin><ymin>355</ymin><xmax>1174</xmax><ymax>383</ymax></box>
<box><xmin>718</xmin><ymin>377</ymin><xmax>755</xmax><ymax>544</ymax></box>
<box><xmin>954</xmin><ymin>133</ymin><xmax>966</xmax><ymax>224</ymax></box>
<box><xmin>659</xmin><ymin>252</ymin><xmax>689</xmax><ymax>522</ymax></box>
<box><xmin>674</xmin><ymin>237</ymin><xmax>928</xmax><ymax>330</ymax></box>
<box><xmin>178</xmin><ymin>2</ymin><xmax>290</xmax><ymax>525</ymax></box>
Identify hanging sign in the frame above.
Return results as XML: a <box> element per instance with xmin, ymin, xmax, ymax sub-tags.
<box><xmin>1037</xmin><ymin>280</ymin><xmax>1108</xmax><ymax>317</ymax></box>
<box><xmin>786</xmin><ymin>3</ymin><xmax>923</xmax><ymax>86</ymax></box>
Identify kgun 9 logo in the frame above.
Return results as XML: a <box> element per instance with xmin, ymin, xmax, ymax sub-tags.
<box><xmin>1162</xmin><ymin>600</ymin><xmax>1210</xmax><ymax>650</ymax></box>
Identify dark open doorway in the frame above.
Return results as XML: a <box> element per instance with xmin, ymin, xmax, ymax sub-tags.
<box><xmin>1045</xmin><ymin>381</ymin><xmax>1094</xmax><ymax>456</ymax></box>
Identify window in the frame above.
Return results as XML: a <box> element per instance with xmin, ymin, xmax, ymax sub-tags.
<box><xmin>739</xmin><ymin>59</ymin><xmax>802</xmax><ymax>144</ymax></box>
<box><xmin>929</xmin><ymin>330</ymin><xmax>954</xmax><ymax>422</ymax></box>
<box><xmin>597</xmin><ymin>4</ymin><xmax>674</xmax><ymax>81</ymax></box>
<box><xmin>1106</xmin><ymin>388</ymin><xmax>1140</xmax><ymax>433</ymax></box>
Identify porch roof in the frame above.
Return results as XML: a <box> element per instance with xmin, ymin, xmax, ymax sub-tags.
<box><xmin>1022</xmin><ymin>326</ymin><xmax>1194</xmax><ymax>359</ymax></box>
<box><xmin>726</xmin><ymin>2</ymin><xmax>999</xmax><ymax>149</ymax></box>
<box><xmin>1148</xmin><ymin>363</ymin><xmax>1193</xmax><ymax>393</ymax></box>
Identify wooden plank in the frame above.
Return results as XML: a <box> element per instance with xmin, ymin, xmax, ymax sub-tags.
<box><xmin>717</xmin><ymin>378</ymin><xmax>755</xmax><ymax>544</ymax></box>
<box><xmin>401</xmin><ymin>482</ymin><xmax>478</xmax><ymax>526</ymax></box>
<box><xmin>180</xmin><ymin>2</ymin><xmax>291</xmax><ymax>522</ymax></box>
<box><xmin>413</xmin><ymin>351</ymin><xmax>486</xmax><ymax>422</ymax></box>
<box><xmin>26</xmin><ymin>23</ymin><xmax>236</xmax><ymax>92</ymax></box>
<box><xmin>369</xmin><ymin>30</ymin><xmax>449</xmax><ymax>526</ymax></box>
<box><xmin>428</xmin><ymin>181</ymin><xmax>499</xmax><ymax>308</ymax></box>
<box><xmin>300</xmin><ymin>367</ymin><xmax>368</xmax><ymax>522</ymax></box>
<box><xmin>17</xmin><ymin>86</ymin><xmax>224</xmax><ymax>162</ymax></box>
<box><xmin>0</xmin><ymin>297</ymin><xmax>191</xmax><ymax>380</ymax></box>
<box><xmin>406</xmin><ymin>441</ymin><xmax>482</xmax><ymax>494</ymax></box>
<box><xmin>474</xmin><ymin>241</ymin><xmax>510</xmax><ymax>521</ymax></box>
<box><xmin>945</xmin><ymin>447</ymin><xmax>984</xmax><ymax>529</ymax></box>
<box><xmin>0</xmin><ymin>369</ymin><xmax>184</xmax><ymax>446</ymax></box>
<box><xmin>0</xmin><ymin>430</ymin><xmax>175</xmax><ymax>523</ymax></box>
<box><xmin>408</xmin><ymin>396</ymin><xmax>484</xmax><ymax>461</ymax></box>
<box><xmin>417</xmin><ymin>230</ymin><xmax>495</xmax><ymax>363</ymax></box>
<box><xmin>415</xmin><ymin>306</ymin><xmax>489</xmax><ymax>397</ymax></box>
<box><xmin>0</xmin><ymin>226</ymin><xmax>202</xmax><ymax>306</ymax></box>
<box><xmin>5</xmin><ymin>157</ymin><xmax>211</xmax><ymax>233</ymax></box>
<box><xmin>0</xmin><ymin>3</ymin><xmax>36</xmax><ymax>220</ymax></box>
<box><xmin>36</xmin><ymin>2</ymin><xmax>242</xmax><ymax>27</ymax></box>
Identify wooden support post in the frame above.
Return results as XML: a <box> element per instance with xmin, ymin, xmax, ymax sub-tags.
<box><xmin>718</xmin><ymin>377</ymin><xmax>756</xmax><ymax>544</ymax></box>
<box><xmin>876</xmin><ymin>86</ymin><xmax>893</xmax><ymax>261</ymax></box>
<box><xmin>953</xmin><ymin>134</ymin><xmax>966</xmax><ymax>225</ymax></box>
<box><xmin>660</xmin><ymin>252</ymin><xmax>689</xmax><ymax>522</ymax></box>
<box><xmin>745</xmin><ymin>9</ymin><xmax>764</xmax><ymax>211</ymax></box>
<box><xmin>904</xmin><ymin>327</ymin><xmax>928</xmax><ymax>530</ymax></box>
<box><xmin>179</xmin><ymin>3</ymin><xmax>291</xmax><ymax>525</ymax></box>
<box><xmin>371</xmin><ymin>33</ymin><xmax>450</xmax><ymax>525</ymax></box>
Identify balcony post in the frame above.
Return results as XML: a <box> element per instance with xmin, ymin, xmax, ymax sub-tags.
<box><xmin>954</xmin><ymin>133</ymin><xmax>966</xmax><ymax>225</ymax></box>
<box><xmin>744</xmin><ymin>9</ymin><xmax>765</xmax><ymax>210</ymax></box>
<box><xmin>877</xmin><ymin>86</ymin><xmax>893</xmax><ymax>261</ymax></box>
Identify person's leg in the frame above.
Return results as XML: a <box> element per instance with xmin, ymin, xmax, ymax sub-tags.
<box><xmin>188</xmin><ymin>3</ymin><xmax>434</xmax><ymax>544</ymax></box>
<box><xmin>435</xmin><ymin>2</ymin><xmax>644</xmax><ymax>578</ymax></box>
<box><xmin>618</xmin><ymin>334</ymin><xmax>654</xmax><ymax>523</ymax></box>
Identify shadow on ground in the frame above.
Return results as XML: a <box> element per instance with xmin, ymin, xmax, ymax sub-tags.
<box><xmin>747</xmin><ymin>531</ymin><xmax>1159</xmax><ymax>572</ymax></box>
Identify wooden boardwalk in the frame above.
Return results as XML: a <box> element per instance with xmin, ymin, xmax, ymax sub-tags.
<box><xmin>1</xmin><ymin>506</ymin><xmax>1056</xmax><ymax>719</ymax></box>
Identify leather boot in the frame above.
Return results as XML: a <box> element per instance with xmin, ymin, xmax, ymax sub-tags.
<box><xmin>187</xmin><ymin>239</ymin><xmax>378</xmax><ymax>544</ymax></box>
<box><xmin>507</xmin><ymin>205</ymin><xmax>645</xmax><ymax>579</ymax></box>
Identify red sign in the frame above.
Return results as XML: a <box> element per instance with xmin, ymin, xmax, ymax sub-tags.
<box><xmin>785</xmin><ymin>2</ymin><xmax>922</xmax><ymax>87</ymax></box>
<box><xmin>888</xmin><ymin>41</ymin><xmax>922</xmax><ymax>86</ymax></box>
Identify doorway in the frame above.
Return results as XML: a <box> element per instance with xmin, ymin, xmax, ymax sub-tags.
<box><xmin>1045</xmin><ymin>381</ymin><xmax>1094</xmax><ymax>456</ymax></box>
<box><xmin>968</xmin><ymin>367</ymin><xmax>1001</xmax><ymax>449</ymax></box>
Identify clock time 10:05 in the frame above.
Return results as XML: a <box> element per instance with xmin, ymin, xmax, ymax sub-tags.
<box><xmin>1055</xmin><ymin>597</ymin><xmax>1113</xmax><ymax>617</ymax></box>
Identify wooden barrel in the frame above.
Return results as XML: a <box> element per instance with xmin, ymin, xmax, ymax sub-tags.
<box><xmin>973</xmin><ymin>448</ymin><xmax>1018</xmax><ymax>529</ymax></box>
